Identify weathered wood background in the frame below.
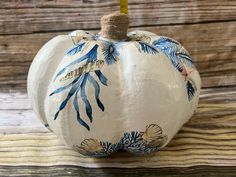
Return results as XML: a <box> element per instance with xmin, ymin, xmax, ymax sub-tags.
<box><xmin>0</xmin><ymin>0</ymin><xmax>236</xmax><ymax>90</ymax></box>
<box><xmin>0</xmin><ymin>0</ymin><xmax>236</xmax><ymax>176</ymax></box>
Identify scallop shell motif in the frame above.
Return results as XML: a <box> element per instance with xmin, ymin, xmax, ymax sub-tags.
<box><xmin>73</xmin><ymin>124</ymin><xmax>168</xmax><ymax>157</ymax></box>
<box><xmin>142</xmin><ymin>124</ymin><xmax>168</xmax><ymax>148</ymax></box>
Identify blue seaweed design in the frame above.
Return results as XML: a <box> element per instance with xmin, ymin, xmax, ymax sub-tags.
<box><xmin>49</xmin><ymin>32</ymin><xmax>123</xmax><ymax>130</ymax></box>
<box><xmin>67</xmin><ymin>42</ymin><xmax>85</xmax><ymax>56</ymax></box>
<box><xmin>53</xmin><ymin>44</ymin><xmax>99</xmax><ymax>82</ymax></box>
<box><xmin>50</xmin><ymin>37</ymin><xmax>120</xmax><ymax>130</ymax></box>
<box><xmin>152</xmin><ymin>36</ymin><xmax>197</xmax><ymax>101</ymax></box>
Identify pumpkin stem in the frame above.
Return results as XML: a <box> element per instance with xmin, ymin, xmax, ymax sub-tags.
<box><xmin>100</xmin><ymin>11</ymin><xmax>129</xmax><ymax>41</ymax></box>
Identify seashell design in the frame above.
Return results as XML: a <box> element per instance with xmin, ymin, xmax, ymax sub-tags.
<box><xmin>69</xmin><ymin>30</ymin><xmax>94</xmax><ymax>44</ymax></box>
<box><xmin>74</xmin><ymin>138</ymin><xmax>119</xmax><ymax>157</ymax></box>
<box><xmin>74</xmin><ymin>139</ymin><xmax>104</xmax><ymax>156</ymax></box>
<box><xmin>128</xmin><ymin>32</ymin><xmax>152</xmax><ymax>43</ymax></box>
<box><xmin>142</xmin><ymin>124</ymin><xmax>168</xmax><ymax>148</ymax></box>
<box><xmin>60</xmin><ymin>60</ymin><xmax>104</xmax><ymax>81</ymax></box>
<box><xmin>73</xmin><ymin>124</ymin><xmax>168</xmax><ymax>157</ymax></box>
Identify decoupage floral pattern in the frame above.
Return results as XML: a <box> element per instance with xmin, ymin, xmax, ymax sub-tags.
<box><xmin>50</xmin><ymin>31</ymin><xmax>159</xmax><ymax>131</ymax></box>
<box><xmin>49</xmin><ymin>30</ymin><xmax>197</xmax><ymax>131</ymax></box>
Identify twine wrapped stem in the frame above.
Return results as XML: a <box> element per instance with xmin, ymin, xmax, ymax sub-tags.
<box><xmin>100</xmin><ymin>11</ymin><xmax>129</xmax><ymax>40</ymax></box>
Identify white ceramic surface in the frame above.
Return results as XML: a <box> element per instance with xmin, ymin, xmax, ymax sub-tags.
<box><xmin>27</xmin><ymin>30</ymin><xmax>201</xmax><ymax>157</ymax></box>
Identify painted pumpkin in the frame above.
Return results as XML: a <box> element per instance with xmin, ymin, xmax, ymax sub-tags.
<box><xmin>27</xmin><ymin>12</ymin><xmax>201</xmax><ymax>157</ymax></box>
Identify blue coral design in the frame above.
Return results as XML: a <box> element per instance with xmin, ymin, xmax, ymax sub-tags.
<box><xmin>74</xmin><ymin>124</ymin><xmax>168</xmax><ymax>157</ymax></box>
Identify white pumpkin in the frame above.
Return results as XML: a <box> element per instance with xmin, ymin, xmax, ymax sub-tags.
<box><xmin>27</xmin><ymin>12</ymin><xmax>201</xmax><ymax>157</ymax></box>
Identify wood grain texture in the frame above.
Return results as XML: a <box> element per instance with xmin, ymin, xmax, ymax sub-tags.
<box><xmin>0</xmin><ymin>87</ymin><xmax>235</xmax><ymax>168</ymax></box>
<box><xmin>0</xmin><ymin>0</ymin><xmax>236</xmax><ymax>91</ymax></box>
<box><xmin>0</xmin><ymin>0</ymin><xmax>236</xmax><ymax>175</ymax></box>
<box><xmin>1</xmin><ymin>21</ymin><xmax>236</xmax><ymax>90</ymax></box>
<box><xmin>1</xmin><ymin>166</ymin><xmax>236</xmax><ymax>177</ymax></box>
<box><xmin>1</xmin><ymin>0</ymin><xmax>236</xmax><ymax>35</ymax></box>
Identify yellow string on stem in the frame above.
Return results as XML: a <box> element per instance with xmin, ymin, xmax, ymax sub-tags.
<box><xmin>120</xmin><ymin>0</ymin><xmax>128</xmax><ymax>14</ymax></box>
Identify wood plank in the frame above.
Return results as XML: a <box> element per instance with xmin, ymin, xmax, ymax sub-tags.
<box><xmin>0</xmin><ymin>87</ymin><xmax>235</xmax><ymax>167</ymax></box>
<box><xmin>0</xmin><ymin>21</ymin><xmax>235</xmax><ymax>91</ymax></box>
<box><xmin>1</xmin><ymin>165</ymin><xmax>236</xmax><ymax>177</ymax></box>
<box><xmin>0</xmin><ymin>109</ymin><xmax>47</xmax><ymax>134</ymax></box>
<box><xmin>0</xmin><ymin>92</ymin><xmax>48</xmax><ymax>134</ymax></box>
<box><xmin>1</xmin><ymin>0</ymin><xmax>236</xmax><ymax>35</ymax></box>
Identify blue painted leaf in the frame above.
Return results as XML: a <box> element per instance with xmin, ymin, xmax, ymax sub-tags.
<box><xmin>138</xmin><ymin>41</ymin><xmax>158</xmax><ymax>54</ymax></box>
<box><xmin>152</xmin><ymin>37</ymin><xmax>194</xmax><ymax>72</ymax></box>
<box><xmin>54</xmin><ymin>75</ymin><xmax>84</xmax><ymax>120</ymax></box>
<box><xmin>186</xmin><ymin>80</ymin><xmax>196</xmax><ymax>101</ymax></box>
<box><xmin>50</xmin><ymin>76</ymin><xmax>81</xmax><ymax>96</ymax></box>
<box><xmin>54</xmin><ymin>44</ymin><xmax>99</xmax><ymax>81</ymax></box>
<box><xmin>87</xmin><ymin>74</ymin><xmax>104</xmax><ymax>111</ymax></box>
<box><xmin>95</xmin><ymin>70</ymin><xmax>108</xmax><ymax>86</ymax></box>
<box><xmin>102</xmin><ymin>42</ymin><xmax>119</xmax><ymax>65</ymax></box>
<box><xmin>153</xmin><ymin>38</ymin><xmax>179</xmax><ymax>60</ymax></box>
<box><xmin>153</xmin><ymin>37</ymin><xmax>179</xmax><ymax>46</ymax></box>
<box><xmin>178</xmin><ymin>51</ymin><xmax>193</xmax><ymax>67</ymax></box>
<box><xmin>85</xmin><ymin>44</ymin><xmax>99</xmax><ymax>64</ymax></box>
<box><xmin>74</xmin><ymin>90</ymin><xmax>90</xmax><ymax>130</ymax></box>
<box><xmin>80</xmin><ymin>74</ymin><xmax>93</xmax><ymax>122</ymax></box>
<box><xmin>67</xmin><ymin>42</ymin><xmax>85</xmax><ymax>56</ymax></box>
<box><xmin>153</xmin><ymin>36</ymin><xmax>193</xmax><ymax>67</ymax></box>
<box><xmin>168</xmin><ymin>53</ymin><xmax>179</xmax><ymax>66</ymax></box>
<box><xmin>54</xmin><ymin>55</ymin><xmax>87</xmax><ymax>82</ymax></box>
<box><xmin>175</xmin><ymin>63</ymin><xmax>183</xmax><ymax>72</ymax></box>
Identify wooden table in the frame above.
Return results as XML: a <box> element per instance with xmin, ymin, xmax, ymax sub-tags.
<box><xmin>0</xmin><ymin>0</ymin><xmax>236</xmax><ymax>176</ymax></box>
<box><xmin>1</xmin><ymin>87</ymin><xmax>236</xmax><ymax>176</ymax></box>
